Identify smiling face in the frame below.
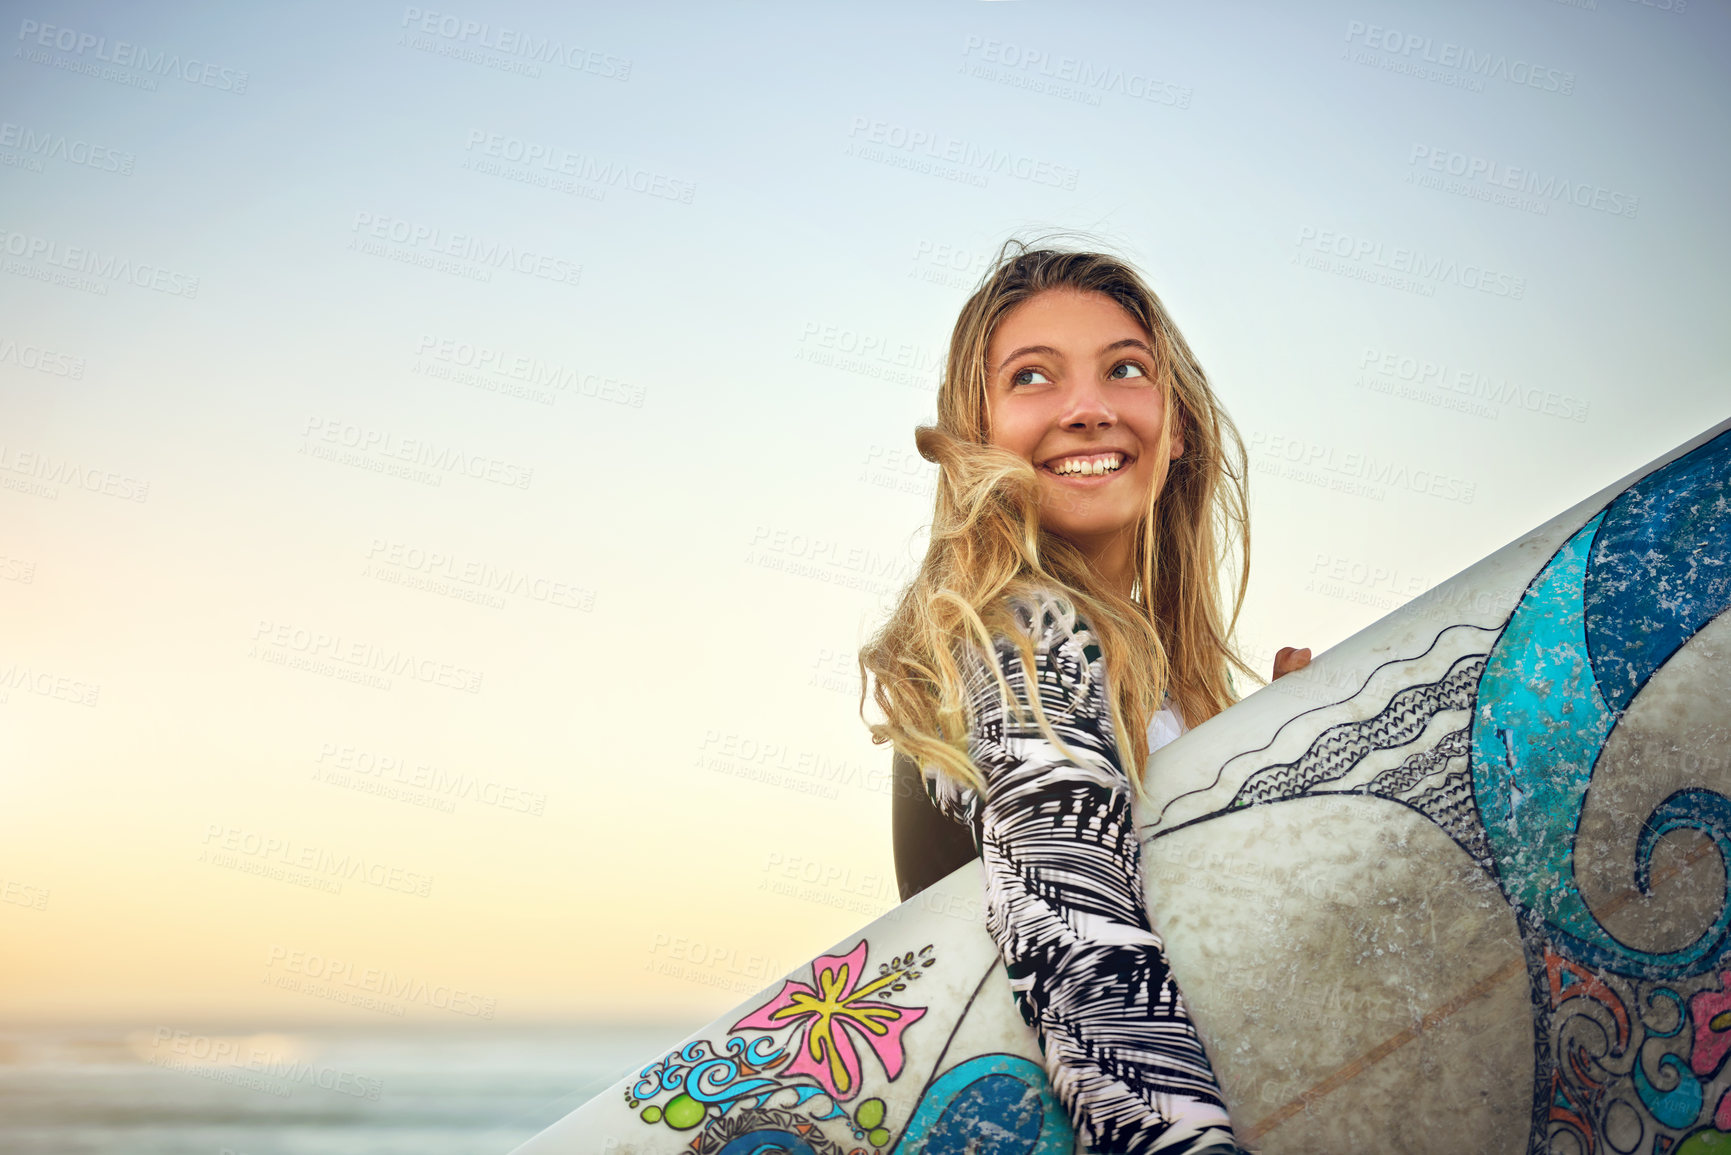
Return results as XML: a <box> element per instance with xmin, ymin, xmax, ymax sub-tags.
<box><xmin>985</xmin><ymin>288</ymin><xmax>1184</xmax><ymax>585</ymax></box>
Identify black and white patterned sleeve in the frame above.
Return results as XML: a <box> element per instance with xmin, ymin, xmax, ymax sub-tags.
<box><xmin>946</xmin><ymin>593</ymin><xmax>1239</xmax><ymax>1155</ymax></box>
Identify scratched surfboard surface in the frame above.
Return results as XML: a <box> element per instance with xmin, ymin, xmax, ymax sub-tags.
<box><xmin>516</xmin><ymin>417</ymin><xmax>1731</xmax><ymax>1155</ymax></box>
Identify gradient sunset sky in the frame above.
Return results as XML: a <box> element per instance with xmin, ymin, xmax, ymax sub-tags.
<box><xmin>1</xmin><ymin>0</ymin><xmax>1726</xmax><ymax>1028</ymax></box>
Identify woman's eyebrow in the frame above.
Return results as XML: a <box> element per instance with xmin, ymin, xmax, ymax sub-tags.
<box><xmin>994</xmin><ymin>337</ymin><xmax>1155</xmax><ymax>376</ymax></box>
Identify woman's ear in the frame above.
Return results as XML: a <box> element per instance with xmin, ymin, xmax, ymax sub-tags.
<box><xmin>1168</xmin><ymin>407</ymin><xmax>1186</xmax><ymax>461</ymax></box>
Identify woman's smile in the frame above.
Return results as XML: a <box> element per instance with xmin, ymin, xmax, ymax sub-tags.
<box><xmin>1040</xmin><ymin>449</ymin><xmax>1134</xmax><ymax>482</ymax></box>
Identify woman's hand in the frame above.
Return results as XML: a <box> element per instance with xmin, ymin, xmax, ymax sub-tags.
<box><xmin>1273</xmin><ymin>646</ymin><xmax>1312</xmax><ymax>679</ymax></box>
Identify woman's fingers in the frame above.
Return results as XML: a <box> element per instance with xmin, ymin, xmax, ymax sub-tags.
<box><xmin>1273</xmin><ymin>646</ymin><xmax>1312</xmax><ymax>680</ymax></box>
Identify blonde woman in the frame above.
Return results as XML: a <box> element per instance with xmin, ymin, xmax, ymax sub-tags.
<box><xmin>858</xmin><ymin>238</ymin><xmax>1309</xmax><ymax>1154</ymax></box>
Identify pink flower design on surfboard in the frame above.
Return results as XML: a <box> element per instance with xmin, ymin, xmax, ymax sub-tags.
<box><xmin>1690</xmin><ymin>971</ymin><xmax>1731</xmax><ymax>1128</ymax></box>
<box><xmin>731</xmin><ymin>940</ymin><xmax>926</xmax><ymax>1103</ymax></box>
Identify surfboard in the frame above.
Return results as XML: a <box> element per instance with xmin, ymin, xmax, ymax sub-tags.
<box><xmin>517</xmin><ymin>416</ymin><xmax>1731</xmax><ymax>1155</ymax></box>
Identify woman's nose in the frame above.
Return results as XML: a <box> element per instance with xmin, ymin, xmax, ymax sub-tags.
<box><xmin>1059</xmin><ymin>379</ymin><xmax>1116</xmax><ymax>429</ymax></box>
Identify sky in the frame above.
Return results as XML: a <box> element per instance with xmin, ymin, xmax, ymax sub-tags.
<box><xmin>1</xmin><ymin>0</ymin><xmax>1726</xmax><ymax>1029</ymax></box>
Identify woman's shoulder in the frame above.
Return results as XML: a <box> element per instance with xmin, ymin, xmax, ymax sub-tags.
<box><xmin>961</xmin><ymin>585</ymin><xmax>1106</xmax><ymax>715</ymax></box>
<box><xmin>986</xmin><ymin>585</ymin><xmax>1099</xmax><ymax>660</ymax></box>
<box><xmin>996</xmin><ymin>583</ymin><xmax>1077</xmax><ymax>629</ymax></box>
<box><xmin>1148</xmin><ymin>693</ymin><xmax>1189</xmax><ymax>752</ymax></box>
<box><xmin>990</xmin><ymin>588</ymin><xmax>1093</xmax><ymax>651</ymax></box>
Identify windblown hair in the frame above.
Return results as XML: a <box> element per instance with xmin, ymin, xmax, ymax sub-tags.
<box><xmin>857</xmin><ymin>234</ymin><xmax>1257</xmax><ymax>795</ymax></box>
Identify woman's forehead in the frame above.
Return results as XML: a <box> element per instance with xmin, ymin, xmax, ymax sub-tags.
<box><xmin>985</xmin><ymin>289</ymin><xmax>1154</xmax><ymax>364</ymax></box>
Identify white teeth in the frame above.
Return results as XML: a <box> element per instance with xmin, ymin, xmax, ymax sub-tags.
<box><xmin>1051</xmin><ymin>454</ymin><xmax>1122</xmax><ymax>476</ymax></box>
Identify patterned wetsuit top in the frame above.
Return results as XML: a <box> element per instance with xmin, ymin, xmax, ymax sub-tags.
<box><xmin>926</xmin><ymin>590</ymin><xmax>1239</xmax><ymax>1155</ymax></box>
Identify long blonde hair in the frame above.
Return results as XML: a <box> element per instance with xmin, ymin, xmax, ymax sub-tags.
<box><xmin>857</xmin><ymin>234</ymin><xmax>1257</xmax><ymax>795</ymax></box>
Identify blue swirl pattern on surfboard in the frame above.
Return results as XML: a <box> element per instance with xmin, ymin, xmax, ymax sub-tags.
<box><xmin>1472</xmin><ymin>428</ymin><xmax>1731</xmax><ymax>978</ymax></box>
<box><xmin>687</xmin><ymin>1053</ymin><xmax>1071</xmax><ymax>1155</ymax></box>
<box><xmin>894</xmin><ymin>1054</ymin><xmax>1072</xmax><ymax>1154</ymax></box>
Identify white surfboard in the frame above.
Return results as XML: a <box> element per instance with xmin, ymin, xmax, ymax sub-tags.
<box><xmin>519</xmin><ymin>416</ymin><xmax>1731</xmax><ymax>1155</ymax></box>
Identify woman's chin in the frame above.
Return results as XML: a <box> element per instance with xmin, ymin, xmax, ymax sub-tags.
<box><xmin>1039</xmin><ymin>510</ymin><xmax>1137</xmax><ymax>550</ymax></box>
<box><xmin>1038</xmin><ymin>482</ymin><xmax>1131</xmax><ymax>526</ymax></box>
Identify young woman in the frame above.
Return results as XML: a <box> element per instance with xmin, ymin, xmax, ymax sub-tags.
<box><xmin>858</xmin><ymin>240</ymin><xmax>1309</xmax><ymax>1154</ymax></box>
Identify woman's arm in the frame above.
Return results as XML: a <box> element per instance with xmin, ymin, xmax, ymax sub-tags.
<box><xmin>961</xmin><ymin>594</ymin><xmax>1239</xmax><ymax>1155</ymax></box>
<box><xmin>890</xmin><ymin>750</ymin><xmax>980</xmax><ymax>901</ymax></box>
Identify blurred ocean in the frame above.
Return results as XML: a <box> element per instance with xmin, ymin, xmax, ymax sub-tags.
<box><xmin>0</xmin><ymin>1023</ymin><xmax>685</xmax><ymax>1154</ymax></box>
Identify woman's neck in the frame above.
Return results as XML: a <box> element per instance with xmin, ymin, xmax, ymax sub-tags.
<box><xmin>1074</xmin><ymin>529</ymin><xmax>1137</xmax><ymax>600</ymax></box>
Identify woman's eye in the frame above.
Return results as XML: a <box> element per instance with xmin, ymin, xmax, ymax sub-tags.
<box><xmin>1109</xmin><ymin>361</ymin><xmax>1148</xmax><ymax>380</ymax></box>
<box><xmin>1010</xmin><ymin>367</ymin><xmax>1052</xmax><ymax>387</ymax></box>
